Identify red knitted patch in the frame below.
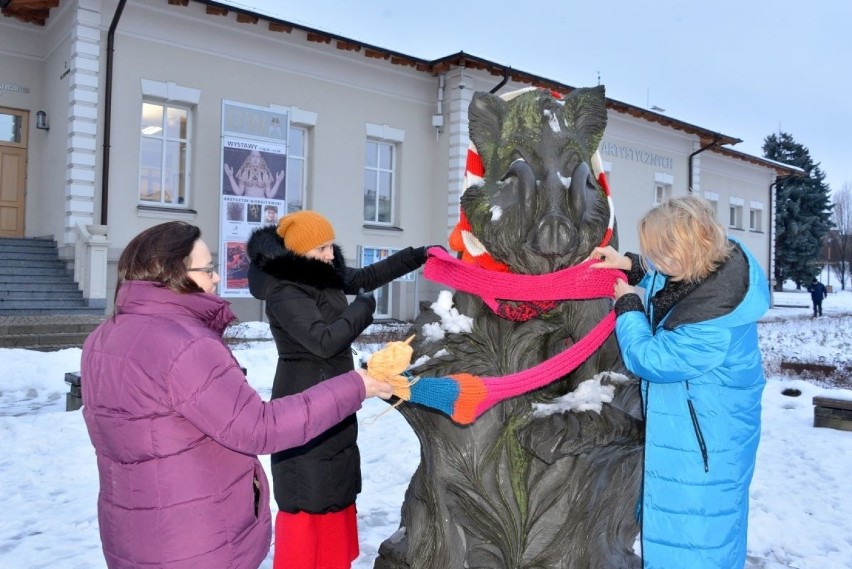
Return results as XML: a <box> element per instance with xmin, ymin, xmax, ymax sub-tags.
<box><xmin>496</xmin><ymin>300</ymin><xmax>560</xmax><ymax>322</ymax></box>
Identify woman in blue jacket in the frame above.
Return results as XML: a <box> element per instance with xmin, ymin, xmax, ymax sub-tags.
<box><xmin>591</xmin><ymin>195</ymin><xmax>770</xmax><ymax>569</ymax></box>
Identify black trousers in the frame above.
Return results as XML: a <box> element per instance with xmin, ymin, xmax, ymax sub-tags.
<box><xmin>812</xmin><ymin>299</ymin><xmax>823</xmax><ymax>316</ymax></box>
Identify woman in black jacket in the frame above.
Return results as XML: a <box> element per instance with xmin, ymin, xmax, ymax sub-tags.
<box><xmin>247</xmin><ymin>210</ymin><xmax>428</xmax><ymax>569</ymax></box>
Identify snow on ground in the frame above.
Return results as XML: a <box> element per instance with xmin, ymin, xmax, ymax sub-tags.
<box><xmin>0</xmin><ymin>286</ymin><xmax>850</xmax><ymax>568</ymax></box>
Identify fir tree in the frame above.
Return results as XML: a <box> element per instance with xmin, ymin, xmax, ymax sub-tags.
<box><xmin>763</xmin><ymin>132</ymin><xmax>833</xmax><ymax>291</ymax></box>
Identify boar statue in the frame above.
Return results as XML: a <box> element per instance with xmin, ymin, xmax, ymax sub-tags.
<box><xmin>374</xmin><ymin>86</ymin><xmax>644</xmax><ymax>569</ymax></box>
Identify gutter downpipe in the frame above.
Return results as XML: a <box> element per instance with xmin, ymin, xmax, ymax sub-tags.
<box><xmin>687</xmin><ymin>134</ymin><xmax>721</xmax><ymax>194</ymax></box>
<box><xmin>99</xmin><ymin>0</ymin><xmax>128</xmax><ymax>226</ymax></box>
<box><xmin>489</xmin><ymin>67</ymin><xmax>511</xmax><ymax>94</ymax></box>
<box><xmin>768</xmin><ymin>174</ymin><xmax>796</xmax><ymax>294</ymax></box>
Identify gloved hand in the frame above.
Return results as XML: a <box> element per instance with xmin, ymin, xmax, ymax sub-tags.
<box><xmin>354</xmin><ymin>288</ymin><xmax>376</xmax><ymax>313</ymax></box>
<box><xmin>414</xmin><ymin>244</ymin><xmax>447</xmax><ymax>265</ymax></box>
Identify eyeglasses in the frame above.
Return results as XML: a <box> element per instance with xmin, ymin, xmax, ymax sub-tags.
<box><xmin>188</xmin><ymin>263</ymin><xmax>218</xmax><ymax>276</ymax></box>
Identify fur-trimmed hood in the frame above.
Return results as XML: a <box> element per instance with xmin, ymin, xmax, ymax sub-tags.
<box><xmin>246</xmin><ymin>225</ymin><xmax>348</xmax><ymax>299</ymax></box>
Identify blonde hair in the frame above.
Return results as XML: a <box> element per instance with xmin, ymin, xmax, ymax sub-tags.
<box><xmin>639</xmin><ymin>195</ymin><xmax>732</xmax><ymax>282</ymax></box>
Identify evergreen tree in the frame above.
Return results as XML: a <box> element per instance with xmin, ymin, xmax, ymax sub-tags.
<box><xmin>763</xmin><ymin>132</ymin><xmax>833</xmax><ymax>291</ymax></box>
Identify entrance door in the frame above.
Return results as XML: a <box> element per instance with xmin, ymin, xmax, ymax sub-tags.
<box><xmin>0</xmin><ymin>107</ymin><xmax>28</xmax><ymax>238</ymax></box>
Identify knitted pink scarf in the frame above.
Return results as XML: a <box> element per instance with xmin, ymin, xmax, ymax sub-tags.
<box><xmin>416</xmin><ymin>247</ymin><xmax>624</xmax><ymax>418</ymax></box>
<box><xmin>424</xmin><ymin>246</ymin><xmax>623</xmax><ymax>314</ymax></box>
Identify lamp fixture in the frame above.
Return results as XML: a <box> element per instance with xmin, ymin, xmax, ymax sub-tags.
<box><xmin>35</xmin><ymin>110</ymin><xmax>49</xmax><ymax>130</ymax></box>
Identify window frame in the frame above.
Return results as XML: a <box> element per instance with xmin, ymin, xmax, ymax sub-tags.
<box><xmin>703</xmin><ymin>191</ymin><xmax>720</xmax><ymax>217</ymax></box>
<box><xmin>749</xmin><ymin>208</ymin><xmax>763</xmax><ymax>232</ymax></box>
<box><xmin>653</xmin><ymin>172</ymin><xmax>673</xmax><ymax>205</ymax></box>
<box><xmin>138</xmin><ymin>100</ymin><xmax>193</xmax><ymax>209</ymax></box>
<box><xmin>729</xmin><ymin>204</ymin><xmax>744</xmax><ymax>229</ymax></box>
<box><xmin>654</xmin><ymin>182</ymin><xmax>672</xmax><ymax>205</ymax></box>
<box><xmin>363</xmin><ymin>138</ymin><xmax>396</xmax><ymax>225</ymax></box>
<box><xmin>285</xmin><ymin>124</ymin><xmax>308</xmax><ymax>214</ymax></box>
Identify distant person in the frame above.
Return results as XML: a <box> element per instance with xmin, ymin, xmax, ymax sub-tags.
<box><xmin>80</xmin><ymin>221</ymin><xmax>393</xmax><ymax>569</ymax></box>
<box><xmin>246</xmin><ymin>210</ymin><xmax>433</xmax><ymax>569</ymax></box>
<box><xmin>807</xmin><ymin>277</ymin><xmax>828</xmax><ymax>317</ymax></box>
<box><xmin>589</xmin><ymin>195</ymin><xmax>769</xmax><ymax>569</ymax></box>
<box><xmin>264</xmin><ymin>204</ymin><xmax>279</xmax><ymax>225</ymax></box>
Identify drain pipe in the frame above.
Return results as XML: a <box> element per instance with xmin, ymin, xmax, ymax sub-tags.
<box><xmin>768</xmin><ymin>174</ymin><xmax>798</xmax><ymax>293</ymax></box>
<box><xmin>768</xmin><ymin>176</ymin><xmax>783</xmax><ymax>295</ymax></box>
<box><xmin>687</xmin><ymin>134</ymin><xmax>721</xmax><ymax>193</ymax></box>
<box><xmin>489</xmin><ymin>67</ymin><xmax>511</xmax><ymax>94</ymax></box>
<box><xmin>99</xmin><ymin>0</ymin><xmax>127</xmax><ymax>226</ymax></box>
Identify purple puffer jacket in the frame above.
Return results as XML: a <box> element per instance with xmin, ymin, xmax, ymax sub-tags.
<box><xmin>81</xmin><ymin>281</ymin><xmax>367</xmax><ymax>569</ymax></box>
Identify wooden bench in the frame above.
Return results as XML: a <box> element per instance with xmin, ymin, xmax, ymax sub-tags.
<box><xmin>813</xmin><ymin>396</ymin><xmax>852</xmax><ymax>431</ymax></box>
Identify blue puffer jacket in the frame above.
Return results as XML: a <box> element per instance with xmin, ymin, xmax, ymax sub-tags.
<box><xmin>615</xmin><ymin>239</ymin><xmax>769</xmax><ymax>569</ymax></box>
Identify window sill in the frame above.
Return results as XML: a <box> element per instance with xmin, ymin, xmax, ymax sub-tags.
<box><xmin>137</xmin><ymin>205</ymin><xmax>198</xmax><ymax>221</ymax></box>
<box><xmin>749</xmin><ymin>229</ymin><xmax>764</xmax><ymax>234</ymax></box>
<box><xmin>363</xmin><ymin>224</ymin><xmax>403</xmax><ymax>232</ymax></box>
<box><xmin>728</xmin><ymin>226</ymin><xmax>745</xmax><ymax>232</ymax></box>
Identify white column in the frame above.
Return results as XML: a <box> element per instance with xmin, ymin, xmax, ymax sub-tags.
<box><xmin>64</xmin><ymin>0</ymin><xmax>102</xmax><ymax>245</ymax></box>
<box><xmin>443</xmin><ymin>67</ymin><xmax>475</xmax><ymax>237</ymax></box>
<box><xmin>75</xmin><ymin>223</ymin><xmax>110</xmax><ymax>308</ymax></box>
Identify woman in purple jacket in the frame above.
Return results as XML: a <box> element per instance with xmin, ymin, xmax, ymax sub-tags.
<box><xmin>81</xmin><ymin>221</ymin><xmax>393</xmax><ymax>569</ymax></box>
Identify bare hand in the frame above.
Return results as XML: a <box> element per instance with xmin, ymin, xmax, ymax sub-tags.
<box><xmin>614</xmin><ymin>278</ymin><xmax>635</xmax><ymax>300</ymax></box>
<box><xmin>588</xmin><ymin>246</ymin><xmax>632</xmax><ymax>271</ymax></box>
<box><xmin>355</xmin><ymin>368</ymin><xmax>394</xmax><ymax>400</ymax></box>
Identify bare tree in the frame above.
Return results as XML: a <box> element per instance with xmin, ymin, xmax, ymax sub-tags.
<box><xmin>830</xmin><ymin>183</ymin><xmax>852</xmax><ymax>290</ymax></box>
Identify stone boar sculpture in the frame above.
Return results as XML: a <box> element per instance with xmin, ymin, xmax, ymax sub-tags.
<box><xmin>375</xmin><ymin>86</ymin><xmax>643</xmax><ymax>569</ymax></box>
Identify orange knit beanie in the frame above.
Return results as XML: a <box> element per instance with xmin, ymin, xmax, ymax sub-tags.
<box><xmin>276</xmin><ymin>211</ymin><xmax>335</xmax><ymax>255</ymax></box>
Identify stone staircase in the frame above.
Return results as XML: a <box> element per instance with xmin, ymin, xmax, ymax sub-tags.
<box><xmin>0</xmin><ymin>237</ymin><xmax>105</xmax><ymax>350</ymax></box>
<box><xmin>0</xmin><ymin>237</ymin><xmax>104</xmax><ymax>316</ymax></box>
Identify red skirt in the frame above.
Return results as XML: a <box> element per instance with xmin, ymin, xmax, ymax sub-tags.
<box><xmin>273</xmin><ymin>504</ymin><xmax>359</xmax><ymax>569</ymax></box>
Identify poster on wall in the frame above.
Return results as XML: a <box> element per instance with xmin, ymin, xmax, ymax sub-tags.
<box><xmin>219</xmin><ymin>101</ymin><xmax>289</xmax><ymax>297</ymax></box>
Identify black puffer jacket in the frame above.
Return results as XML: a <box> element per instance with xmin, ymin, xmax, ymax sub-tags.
<box><xmin>246</xmin><ymin>225</ymin><xmax>426</xmax><ymax>513</ymax></box>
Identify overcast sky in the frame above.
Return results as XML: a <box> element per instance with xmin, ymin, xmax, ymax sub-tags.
<box><xmin>224</xmin><ymin>0</ymin><xmax>851</xmax><ymax>196</ymax></box>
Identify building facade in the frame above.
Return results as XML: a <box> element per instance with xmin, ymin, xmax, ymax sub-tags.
<box><xmin>0</xmin><ymin>0</ymin><xmax>796</xmax><ymax>321</ymax></box>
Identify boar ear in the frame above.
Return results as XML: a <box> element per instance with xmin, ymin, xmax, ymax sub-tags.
<box><xmin>561</xmin><ymin>85</ymin><xmax>608</xmax><ymax>156</ymax></box>
<box><xmin>468</xmin><ymin>92</ymin><xmax>507</xmax><ymax>174</ymax></box>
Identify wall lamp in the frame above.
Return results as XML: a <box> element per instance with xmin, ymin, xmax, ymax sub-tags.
<box><xmin>36</xmin><ymin>110</ymin><xmax>49</xmax><ymax>131</ymax></box>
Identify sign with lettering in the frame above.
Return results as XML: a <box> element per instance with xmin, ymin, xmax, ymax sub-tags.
<box><xmin>0</xmin><ymin>82</ymin><xmax>30</xmax><ymax>94</ymax></box>
<box><xmin>219</xmin><ymin>100</ymin><xmax>290</xmax><ymax>297</ymax></box>
<box><xmin>600</xmin><ymin>141</ymin><xmax>673</xmax><ymax>170</ymax></box>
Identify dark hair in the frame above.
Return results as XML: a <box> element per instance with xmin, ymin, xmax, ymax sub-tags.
<box><xmin>116</xmin><ymin>222</ymin><xmax>204</xmax><ymax>305</ymax></box>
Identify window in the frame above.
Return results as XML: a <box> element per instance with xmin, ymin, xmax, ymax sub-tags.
<box><xmin>654</xmin><ymin>182</ymin><xmax>671</xmax><ymax>205</ymax></box>
<box><xmin>139</xmin><ymin>101</ymin><xmax>191</xmax><ymax>207</ymax></box>
<box><xmin>286</xmin><ymin>126</ymin><xmax>307</xmax><ymax>213</ymax></box>
<box><xmin>704</xmin><ymin>191</ymin><xmax>719</xmax><ymax>217</ymax></box>
<box><xmin>364</xmin><ymin>140</ymin><xmax>395</xmax><ymax>223</ymax></box>
<box><xmin>728</xmin><ymin>197</ymin><xmax>745</xmax><ymax>230</ymax></box>
<box><xmin>729</xmin><ymin>204</ymin><xmax>743</xmax><ymax>229</ymax></box>
<box><xmin>360</xmin><ymin>246</ymin><xmax>412</xmax><ymax>319</ymax></box>
<box><xmin>373</xmin><ymin>284</ymin><xmax>391</xmax><ymax>318</ymax></box>
<box><xmin>748</xmin><ymin>209</ymin><xmax>763</xmax><ymax>231</ymax></box>
<box><xmin>363</xmin><ymin>122</ymin><xmax>404</xmax><ymax>225</ymax></box>
<box><xmin>654</xmin><ymin>172</ymin><xmax>673</xmax><ymax>205</ymax></box>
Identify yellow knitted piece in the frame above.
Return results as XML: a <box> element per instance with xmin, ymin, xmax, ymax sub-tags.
<box><xmin>367</xmin><ymin>335</ymin><xmax>415</xmax><ymax>400</ymax></box>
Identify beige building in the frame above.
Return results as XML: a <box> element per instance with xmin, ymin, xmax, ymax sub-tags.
<box><xmin>0</xmin><ymin>0</ymin><xmax>797</xmax><ymax>321</ymax></box>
